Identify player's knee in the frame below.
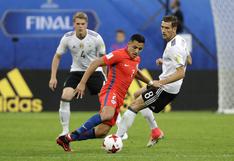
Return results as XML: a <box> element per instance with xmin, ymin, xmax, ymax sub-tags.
<box><xmin>100</xmin><ymin>113</ymin><xmax>114</xmax><ymax>121</ymax></box>
<box><xmin>94</xmin><ymin>126</ymin><xmax>110</xmax><ymax>138</ymax></box>
<box><xmin>133</xmin><ymin>92</ymin><xmax>138</xmax><ymax>99</ymax></box>
<box><xmin>130</xmin><ymin>102</ymin><xmax>140</xmax><ymax>113</ymax></box>
<box><xmin>61</xmin><ymin>93</ymin><xmax>73</xmax><ymax>101</ymax></box>
<box><xmin>100</xmin><ymin>106</ymin><xmax>115</xmax><ymax>121</ymax></box>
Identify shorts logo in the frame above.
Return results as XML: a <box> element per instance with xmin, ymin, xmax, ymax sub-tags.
<box><xmin>111</xmin><ymin>100</ymin><xmax>116</xmax><ymax>105</ymax></box>
<box><xmin>111</xmin><ymin>95</ymin><xmax>116</xmax><ymax>105</ymax></box>
<box><xmin>0</xmin><ymin>68</ymin><xmax>43</xmax><ymax>112</ymax></box>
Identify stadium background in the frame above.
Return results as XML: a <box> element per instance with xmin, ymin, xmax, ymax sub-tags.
<box><xmin>0</xmin><ymin>0</ymin><xmax>217</xmax><ymax>112</ymax></box>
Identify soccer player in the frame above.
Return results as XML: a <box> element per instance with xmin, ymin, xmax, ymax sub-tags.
<box><xmin>56</xmin><ymin>34</ymin><xmax>161</xmax><ymax>152</ymax></box>
<box><xmin>116</xmin><ymin>15</ymin><xmax>191</xmax><ymax>147</ymax></box>
<box><xmin>109</xmin><ymin>29</ymin><xmax>127</xmax><ymax>52</ymax></box>
<box><xmin>49</xmin><ymin>12</ymin><xmax>106</xmax><ymax>137</ymax></box>
<box><xmin>109</xmin><ymin>30</ymin><xmax>160</xmax><ymax>141</ymax></box>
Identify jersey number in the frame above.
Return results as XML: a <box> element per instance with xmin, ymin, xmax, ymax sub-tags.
<box><xmin>144</xmin><ymin>91</ymin><xmax>154</xmax><ymax>99</ymax></box>
<box><xmin>81</xmin><ymin>51</ymin><xmax>85</xmax><ymax>58</ymax></box>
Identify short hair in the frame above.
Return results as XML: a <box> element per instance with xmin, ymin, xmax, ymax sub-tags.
<box><xmin>116</xmin><ymin>29</ymin><xmax>125</xmax><ymax>34</ymax></box>
<box><xmin>163</xmin><ymin>15</ymin><xmax>178</xmax><ymax>28</ymax></box>
<box><xmin>73</xmin><ymin>12</ymin><xmax>88</xmax><ymax>22</ymax></box>
<box><xmin>175</xmin><ymin>0</ymin><xmax>181</xmax><ymax>7</ymax></box>
<box><xmin>130</xmin><ymin>34</ymin><xmax>145</xmax><ymax>43</ymax></box>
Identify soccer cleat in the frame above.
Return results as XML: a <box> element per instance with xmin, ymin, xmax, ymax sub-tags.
<box><xmin>56</xmin><ymin>135</ymin><xmax>72</xmax><ymax>152</ymax></box>
<box><xmin>146</xmin><ymin>128</ymin><xmax>164</xmax><ymax>147</ymax></box>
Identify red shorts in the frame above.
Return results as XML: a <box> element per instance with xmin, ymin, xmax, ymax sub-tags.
<box><xmin>99</xmin><ymin>90</ymin><xmax>124</xmax><ymax>126</ymax></box>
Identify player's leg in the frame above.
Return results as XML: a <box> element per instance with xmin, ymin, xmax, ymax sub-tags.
<box><xmin>86</xmin><ymin>71</ymin><xmax>105</xmax><ymax>95</ymax></box>
<box><xmin>71</xmin><ymin>90</ymin><xmax>118</xmax><ymax>137</ymax></box>
<box><xmin>133</xmin><ymin>86</ymin><xmax>147</xmax><ymax>99</ymax></box>
<box><xmin>59</xmin><ymin>87</ymin><xmax>74</xmax><ymax>136</ymax></box>
<box><xmin>67</xmin><ymin>71</ymin><xmax>107</xmax><ymax>140</ymax></box>
<box><xmin>140</xmin><ymin>108</ymin><xmax>158</xmax><ymax>129</ymax></box>
<box><xmin>94</xmin><ymin>123</ymin><xmax>112</xmax><ymax>137</ymax></box>
<box><xmin>116</xmin><ymin>87</ymin><xmax>169</xmax><ymax>140</ymax></box>
<box><xmin>116</xmin><ymin>94</ymin><xmax>145</xmax><ymax>138</ymax></box>
<box><xmin>139</xmin><ymin>108</ymin><xmax>165</xmax><ymax>147</ymax></box>
<box><xmin>70</xmin><ymin>105</ymin><xmax>115</xmax><ymax>138</ymax></box>
<box><xmin>144</xmin><ymin>88</ymin><xmax>177</xmax><ymax>147</ymax></box>
<box><xmin>116</xmin><ymin>113</ymin><xmax>128</xmax><ymax>140</ymax></box>
<box><xmin>135</xmin><ymin>87</ymin><xmax>159</xmax><ymax>133</ymax></box>
<box><xmin>56</xmin><ymin>91</ymin><xmax>118</xmax><ymax>152</ymax></box>
<box><xmin>56</xmin><ymin>108</ymin><xmax>114</xmax><ymax>152</ymax></box>
<box><xmin>116</xmin><ymin>87</ymin><xmax>149</xmax><ymax>140</ymax></box>
<box><xmin>134</xmin><ymin>87</ymin><xmax>158</xmax><ymax>129</ymax></box>
<box><xmin>134</xmin><ymin>87</ymin><xmax>161</xmax><ymax>142</ymax></box>
<box><xmin>66</xmin><ymin>123</ymin><xmax>112</xmax><ymax>141</ymax></box>
<box><xmin>57</xmin><ymin>123</ymin><xmax>112</xmax><ymax>152</ymax></box>
<box><xmin>58</xmin><ymin>72</ymin><xmax>82</xmax><ymax>136</ymax></box>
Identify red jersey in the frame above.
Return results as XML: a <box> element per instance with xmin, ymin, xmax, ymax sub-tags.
<box><xmin>100</xmin><ymin>48</ymin><xmax>140</xmax><ymax>100</ymax></box>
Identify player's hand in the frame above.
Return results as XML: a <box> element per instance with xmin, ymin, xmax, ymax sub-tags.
<box><xmin>75</xmin><ymin>82</ymin><xmax>86</xmax><ymax>99</ymax></box>
<box><xmin>152</xmin><ymin>80</ymin><xmax>162</xmax><ymax>88</ymax></box>
<box><xmin>156</xmin><ymin>58</ymin><xmax>163</xmax><ymax>66</ymax></box>
<box><xmin>49</xmin><ymin>78</ymin><xmax>57</xmax><ymax>91</ymax></box>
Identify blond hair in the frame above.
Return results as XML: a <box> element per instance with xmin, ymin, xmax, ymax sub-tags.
<box><xmin>73</xmin><ymin>12</ymin><xmax>88</xmax><ymax>22</ymax></box>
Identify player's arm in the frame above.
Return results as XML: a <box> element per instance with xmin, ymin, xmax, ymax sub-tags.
<box><xmin>75</xmin><ymin>57</ymin><xmax>106</xmax><ymax>98</ymax></box>
<box><xmin>97</xmin><ymin>34</ymin><xmax>108</xmax><ymax>78</ymax></box>
<box><xmin>49</xmin><ymin>53</ymin><xmax>62</xmax><ymax>91</ymax></box>
<box><xmin>159</xmin><ymin>66</ymin><xmax>185</xmax><ymax>85</ymax></box>
<box><xmin>135</xmin><ymin>70</ymin><xmax>161</xmax><ymax>88</ymax></box>
<box><xmin>156</xmin><ymin>58</ymin><xmax>163</xmax><ymax>66</ymax></box>
<box><xmin>49</xmin><ymin>35</ymin><xmax>67</xmax><ymax>91</ymax></box>
<box><xmin>187</xmin><ymin>54</ymin><xmax>192</xmax><ymax>65</ymax></box>
<box><xmin>102</xmin><ymin>65</ymin><xmax>108</xmax><ymax>80</ymax></box>
<box><xmin>159</xmin><ymin>48</ymin><xmax>186</xmax><ymax>85</ymax></box>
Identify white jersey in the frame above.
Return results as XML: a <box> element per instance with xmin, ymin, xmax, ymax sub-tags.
<box><xmin>56</xmin><ymin>29</ymin><xmax>106</xmax><ymax>72</ymax></box>
<box><xmin>159</xmin><ymin>35</ymin><xmax>189</xmax><ymax>94</ymax></box>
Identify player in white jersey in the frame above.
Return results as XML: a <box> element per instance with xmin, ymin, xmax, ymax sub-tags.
<box><xmin>49</xmin><ymin>12</ymin><xmax>106</xmax><ymax>137</ymax></box>
<box><xmin>116</xmin><ymin>15</ymin><xmax>190</xmax><ymax>147</ymax></box>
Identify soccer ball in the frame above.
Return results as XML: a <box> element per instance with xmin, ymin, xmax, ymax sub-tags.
<box><xmin>102</xmin><ymin>134</ymin><xmax>123</xmax><ymax>153</ymax></box>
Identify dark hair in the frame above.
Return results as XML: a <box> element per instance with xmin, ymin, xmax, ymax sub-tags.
<box><xmin>130</xmin><ymin>34</ymin><xmax>145</xmax><ymax>43</ymax></box>
<box><xmin>163</xmin><ymin>15</ymin><xmax>178</xmax><ymax>28</ymax></box>
<box><xmin>175</xmin><ymin>0</ymin><xmax>180</xmax><ymax>7</ymax></box>
<box><xmin>116</xmin><ymin>29</ymin><xmax>125</xmax><ymax>34</ymax></box>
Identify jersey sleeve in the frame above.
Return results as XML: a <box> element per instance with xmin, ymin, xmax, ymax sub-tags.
<box><xmin>170</xmin><ymin>46</ymin><xmax>187</xmax><ymax>68</ymax></box>
<box><xmin>96</xmin><ymin>34</ymin><xmax>106</xmax><ymax>57</ymax></box>
<box><xmin>102</xmin><ymin>51</ymin><xmax>122</xmax><ymax>65</ymax></box>
<box><xmin>56</xmin><ymin>35</ymin><xmax>68</xmax><ymax>55</ymax></box>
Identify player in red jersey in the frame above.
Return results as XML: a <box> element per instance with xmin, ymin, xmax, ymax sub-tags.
<box><xmin>56</xmin><ymin>34</ymin><xmax>161</xmax><ymax>151</ymax></box>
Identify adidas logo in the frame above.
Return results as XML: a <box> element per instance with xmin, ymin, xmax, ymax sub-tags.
<box><xmin>0</xmin><ymin>68</ymin><xmax>43</xmax><ymax>112</ymax></box>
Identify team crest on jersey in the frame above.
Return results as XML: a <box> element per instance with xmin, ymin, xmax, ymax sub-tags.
<box><xmin>79</xmin><ymin>43</ymin><xmax>84</xmax><ymax>49</ymax></box>
<box><xmin>171</xmin><ymin>39</ymin><xmax>176</xmax><ymax>46</ymax></box>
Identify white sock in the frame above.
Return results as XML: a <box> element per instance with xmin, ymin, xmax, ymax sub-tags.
<box><xmin>59</xmin><ymin>101</ymin><xmax>70</xmax><ymax>135</ymax></box>
<box><xmin>116</xmin><ymin>109</ymin><xmax>136</xmax><ymax>137</ymax></box>
<box><xmin>140</xmin><ymin>108</ymin><xmax>158</xmax><ymax>129</ymax></box>
<box><xmin>116</xmin><ymin>113</ymin><xmax>122</xmax><ymax>126</ymax></box>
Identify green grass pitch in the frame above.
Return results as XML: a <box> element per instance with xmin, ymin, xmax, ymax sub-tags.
<box><xmin>0</xmin><ymin>111</ymin><xmax>234</xmax><ymax>161</ymax></box>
